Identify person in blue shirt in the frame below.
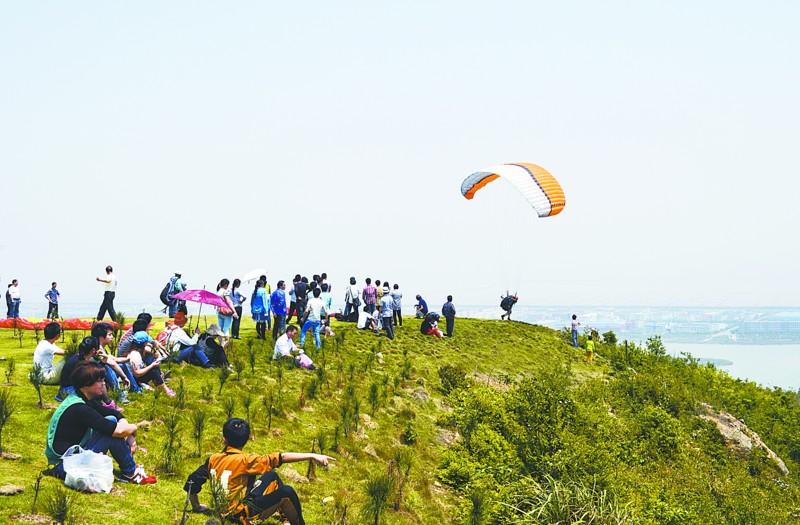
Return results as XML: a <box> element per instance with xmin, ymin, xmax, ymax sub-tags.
<box><xmin>270</xmin><ymin>281</ymin><xmax>288</xmax><ymax>341</ymax></box>
<box><xmin>251</xmin><ymin>279</ymin><xmax>270</xmax><ymax>340</ymax></box>
<box><xmin>44</xmin><ymin>282</ymin><xmax>60</xmax><ymax>319</ymax></box>
<box><xmin>167</xmin><ymin>272</ymin><xmax>187</xmax><ymax>318</ymax></box>
<box><xmin>415</xmin><ymin>295</ymin><xmax>428</xmax><ymax>319</ymax></box>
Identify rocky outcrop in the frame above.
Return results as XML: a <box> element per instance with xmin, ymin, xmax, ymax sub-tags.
<box><xmin>698</xmin><ymin>403</ymin><xmax>789</xmax><ymax>476</ymax></box>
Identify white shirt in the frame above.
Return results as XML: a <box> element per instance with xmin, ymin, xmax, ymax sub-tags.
<box><xmin>168</xmin><ymin>326</ymin><xmax>199</xmax><ymax>351</ymax></box>
<box><xmin>101</xmin><ymin>273</ymin><xmax>118</xmax><ymax>292</ymax></box>
<box><xmin>33</xmin><ymin>340</ymin><xmax>61</xmax><ymax>373</ymax></box>
<box><xmin>8</xmin><ymin>285</ymin><xmax>20</xmax><ymax>300</ymax></box>
<box><xmin>273</xmin><ymin>333</ymin><xmax>297</xmax><ymax>359</ymax></box>
<box><xmin>306</xmin><ymin>297</ymin><xmax>326</xmax><ymax>322</ymax></box>
<box><xmin>571</xmin><ymin>319</ymin><xmax>580</xmax><ymax>331</ymax></box>
<box><xmin>347</xmin><ymin>284</ymin><xmax>361</xmax><ymax>302</ymax></box>
<box><xmin>357</xmin><ymin>309</ymin><xmax>371</xmax><ymax>329</ymax></box>
<box><xmin>128</xmin><ymin>350</ymin><xmax>144</xmax><ymax>370</ymax></box>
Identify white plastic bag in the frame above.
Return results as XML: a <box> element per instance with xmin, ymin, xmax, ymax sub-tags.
<box><xmin>62</xmin><ymin>446</ymin><xmax>114</xmax><ymax>493</ymax></box>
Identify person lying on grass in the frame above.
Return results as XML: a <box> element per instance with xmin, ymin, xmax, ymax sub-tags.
<box><xmin>45</xmin><ymin>361</ymin><xmax>156</xmax><ymax>484</ymax></box>
<box><xmin>184</xmin><ymin>418</ymin><xmax>333</xmax><ymax>525</ymax></box>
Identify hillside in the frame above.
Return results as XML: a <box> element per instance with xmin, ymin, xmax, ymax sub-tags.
<box><xmin>0</xmin><ymin>317</ymin><xmax>799</xmax><ymax>524</ymax></box>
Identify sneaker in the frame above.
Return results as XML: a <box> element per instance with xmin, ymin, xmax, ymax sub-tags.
<box><xmin>119</xmin><ymin>465</ymin><xmax>157</xmax><ymax>485</ymax></box>
<box><xmin>118</xmin><ymin>390</ymin><xmax>130</xmax><ymax>405</ymax></box>
<box><xmin>163</xmin><ymin>386</ymin><xmax>176</xmax><ymax>397</ymax></box>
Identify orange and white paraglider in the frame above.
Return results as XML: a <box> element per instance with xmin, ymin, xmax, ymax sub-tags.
<box><xmin>460</xmin><ymin>162</ymin><xmax>565</xmax><ymax>218</ymax></box>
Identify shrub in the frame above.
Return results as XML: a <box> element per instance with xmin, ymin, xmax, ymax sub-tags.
<box><xmin>637</xmin><ymin>405</ymin><xmax>682</xmax><ymax>461</ymax></box>
<box><xmin>400</xmin><ymin>419</ymin><xmax>418</xmax><ymax>445</ymax></box>
<box><xmin>0</xmin><ymin>388</ymin><xmax>15</xmax><ymax>453</ymax></box>
<box><xmin>602</xmin><ymin>331</ymin><xmax>617</xmax><ymax>345</ymax></box>
<box><xmin>439</xmin><ymin>364</ymin><xmax>469</xmax><ymax>395</ymax></box>
<box><xmin>46</xmin><ymin>485</ymin><xmax>73</xmax><ymax>525</ymax></box>
<box><xmin>362</xmin><ymin>472</ymin><xmax>393</xmax><ymax>525</ymax></box>
<box><xmin>4</xmin><ymin>357</ymin><xmax>15</xmax><ymax>384</ymax></box>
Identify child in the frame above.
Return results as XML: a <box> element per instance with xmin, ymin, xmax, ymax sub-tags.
<box><xmin>585</xmin><ymin>334</ymin><xmax>595</xmax><ymax>363</ymax></box>
<box><xmin>185</xmin><ymin>418</ymin><xmax>333</xmax><ymax>525</ymax></box>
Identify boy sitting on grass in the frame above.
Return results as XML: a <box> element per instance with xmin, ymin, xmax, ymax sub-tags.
<box><xmin>185</xmin><ymin>418</ymin><xmax>333</xmax><ymax>525</ymax></box>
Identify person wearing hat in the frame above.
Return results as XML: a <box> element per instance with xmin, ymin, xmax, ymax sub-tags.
<box><xmin>127</xmin><ymin>331</ymin><xmax>174</xmax><ymax>396</ymax></box>
<box><xmin>197</xmin><ymin>324</ymin><xmax>230</xmax><ymax>368</ymax></box>
<box><xmin>167</xmin><ymin>272</ymin><xmax>187</xmax><ymax>318</ymax></box>
<box><xmin>167</xmin><ymin>312</ymin><xmax>212</xmax><ymax>368</ymax></box>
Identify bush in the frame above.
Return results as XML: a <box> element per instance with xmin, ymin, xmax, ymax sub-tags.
<box><xmin>439</xmin><ymin>364</ymin><xmax>469</xmax><ymax>395</ymax></box>
<box><xmin>602</xmin><ymin>331</ymin><xmax>617</xmax><ymax>345</ymax></box>
<box><xmin>637</xmin><ymin>405</ymin><xmax>683</xmax><ymax>461</ymax></box>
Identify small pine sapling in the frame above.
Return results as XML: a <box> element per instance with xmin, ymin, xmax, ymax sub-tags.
<box><xmin>0</xmin><ymin>388</ymin><xmax>15</xmax><ymax>454</ymax></box>
<box><xmin>4</xmin><ymin>358</ymin><xmax>15</xmax><ymax>384</ymax></box>
<box><xmin>223</xmin><ymin>396</ymin><xmax>236</xmax><ymax>420</ymax></box>
<box><xmin>28</xmin><ymin>363</ymin><xmax>45</xmax><ymax>408</ymax></box>
<box><xmin>192</xmin><ymin>409</ymin><xmax>207</xmax><ymax>458</ymax></box>
<box><xmin>218</xmin><ymin>365</ymin><xmax>231</xmax><ymax>395</ymax></box>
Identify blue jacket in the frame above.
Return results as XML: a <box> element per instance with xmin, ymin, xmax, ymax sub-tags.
<box><xmin>270</xmin><ymin>289</ymin><xmax>287</xmax><ymax>316</ymax></box>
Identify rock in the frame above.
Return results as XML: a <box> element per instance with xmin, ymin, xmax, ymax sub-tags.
<box><xmin>0</xmin><ymin>485</ymin><xmax>24</xmax><ymax>496</ymax></box>
<box><xmin>0</xmin><ymin>452</ymin><xmax>22</xmax><ymax>460</ymax></box>
<box><xmin>363</xmin><ymin>444</ymin><xmax>379</xmax><ymax>458</ymax></box>
<box><xmin>280</xmin><ymin>466</ymin><xmax>309</xmax><ymax>484</ymax></box>
<box><xmin>322</xmin><ymin>496</ymin><xmax>335</xmax><ymax>505</ymax></box>
<box><xmin>436</xmin><ymin>428</ymin><xmax>460</xmax><ymax>446</ymax></box>
<box><xmin>411</xmin><ymin>387</ymin><xmax>429</xmax><ymax>402</ymax></box>
<box><xmin>359</xmin><ymin>413</ymin><xmax>378</xmax><ymax>430</ymax></box>
<box><xmin>9</xmin><ymin>513</ymin><xmax>52</xmax><ymax>523</ymax></box>
<box><xmin>271</xmin><ymin>428</ymin><xmax>284</xmax><ymax>438</ymax></box>
<box><xmin>698</xmin><ymin>402</ymin><xmax>789</xmax><ymax>476</ymax></box>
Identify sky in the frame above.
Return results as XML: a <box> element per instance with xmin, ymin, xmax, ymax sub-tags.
<box><xmin>1</xmin><ymin>1</ymin><xmax>799</xmax><ymax>312</ymax></box>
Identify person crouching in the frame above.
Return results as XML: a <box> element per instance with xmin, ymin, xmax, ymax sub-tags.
<box><xmin>184</xmin><ymin>418</ymin><xmax>333</xmax><ymax>525</ymax></box>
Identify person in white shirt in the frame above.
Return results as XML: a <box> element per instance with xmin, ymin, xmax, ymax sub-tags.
<box><xmin>96</xmin><ymin>265</ymin><xmax>118</xmax><ymax>321</ymax></box>
<box><xmin>300</xmin><ymin>288</ymin><xmax>327</xmax><ymax>349</ymax></box>
<box><xmin>7</xmin><ymin>279</ymin><xmax>21</xmax><ymax>318</ymax></box>
<box><xmin>343</xmin><ymin>277</ymin><xmax>361</xmax><ymax>322</ymax></box>
<box><xmin>33</xmin><ymin>322</ymin><xmax>65</xmax><ymax>384</ymax></box>
<box><xmin>273</xmin><ymin>325</ymin><xmax>299</xmax><ymax>360</ymax></box>
<box><xmin>167</xmin><ymin>312</ymin><xmax>212</xmax><ymax>368</ymax></box>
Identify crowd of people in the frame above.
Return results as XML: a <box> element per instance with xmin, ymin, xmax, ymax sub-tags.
<box><xmin>14</xmin><ymin>268</ymin><xmax>467</xmax><ymax>524</ymax></box>
<box><xmin>7</xmin><ymin>266</ymin><xmax>596</xmax><ymax>524</ymax></box>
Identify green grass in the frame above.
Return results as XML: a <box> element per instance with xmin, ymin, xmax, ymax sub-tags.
<box><xmin>0</xmin><ymin>318</ymin><xmax>798</xmax><ymax>524</ymax></box>
<box><xmin>0</xmin><ymin>317</ymin><xmax>583</xmax><ymax>524</ymax></box>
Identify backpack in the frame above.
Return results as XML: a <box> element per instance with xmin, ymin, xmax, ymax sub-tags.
<box><xmin>500</xmin><ymin>296</ymin><xmax>513</xmax><ymax>310</ymax></box>
<box><xmin>159</xmin><ymin>278</ymin><xmax>176</xmax><ymax>306</ymax></box>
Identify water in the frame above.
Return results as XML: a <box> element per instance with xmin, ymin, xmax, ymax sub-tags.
<box><xmin>666</xmin><ymin>342</ymin><xmax>800</xmax><ymax>391</ymax></box>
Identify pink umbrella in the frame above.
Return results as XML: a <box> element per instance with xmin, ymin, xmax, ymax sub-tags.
<box><xmin>172</xmin><ymin>289</ymin><xmax>227</xmax><ymax>309</ymax></box>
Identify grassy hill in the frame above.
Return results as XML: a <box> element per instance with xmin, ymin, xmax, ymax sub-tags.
<box><xmin>0</xmin><ymin>317</ymin><xmax>799</xmax><ymax>524</ymax></box>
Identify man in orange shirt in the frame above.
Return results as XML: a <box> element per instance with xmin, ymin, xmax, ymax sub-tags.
<box><xmin>184</xmin><ymin>418</ymin><xmax>333</xmax><ymax>525</ymax></box>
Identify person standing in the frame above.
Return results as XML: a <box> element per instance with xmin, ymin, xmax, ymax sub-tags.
<box><xmin>216</xmin><ymin>279</ymin><xmax>238</xmax><ymax>342</ymax></box>
<box><xmin>571</xmin><ymin>314</ymin><xmax>580</xmax><ymax>348</ymax></box>
<box><xmin>343</xmin><ymin>277</ymin><xmax>360</xmax><ymax>322</ymax></box>
<box><xmin>167</xmin><ymin>272</ymin><xmax>187</xmax><ymax>318</ymax></box>
<box><xmin>286</xmin><ymin>275</ymin><xmax>301</xmax><ymax>324</ymax></box>
<box><xmin>230</xmin><ymin>279</ymin><xmax>246</xmax><ymax>339</ymax></box>
<box><xmin>300</xmin><ymin>288</ymin><xmax>327</xmax><ymax>349</ymax></box>
<box><xmin>5</xmin><ymin>283</ymin><xmax>12</xmax><ymax>318</ymax></box>
<box><xmin>259</xmin><ymin>275</ymin><xmax>272</xmax><ymax>331</ymax></box>
<box><xmin>96</xmin><ymin>265</ymin><xmax>117</xmax><ymax>321</ymax></box>
<box><xmin>380</xmin><ymin>285</ymin><xmax>394</xmax><ymax>340</ymax></box>
<box><xmin>442</xmin><ymin>295</ymin><xmax>456</xmax><ymax>338</ymax></box>
<box><xmin>44</xmin><ymin>282</ymin><xmax>60</xmax><ymax>319</ymax></box>
<box><xmin>270</xmin><ymin>280</ymin><xmax>288</xmax><ymax>341</ymax></box>
<box><xmin>362</xmin><ymin>278</ymin><xmax>377</xmax><ymax>314</ymax></box>
<box><xmin>7</xmin><ymin>279</ymin><xmax>21</xmax><ymax>318</ymax></box>
<box><xmin>294</xmin><ymin>277</ymin><xmax>310</xmax><ymax>325</ymax></box>
<box><xmin>391</xmin><ymin>284</ymin><xmax>403</xmax><ymax>327</ymax></box>
<box><xmin>251</xmin><ymin>279</ymin><xmax>270</xmax><ymax>340</ymax></box>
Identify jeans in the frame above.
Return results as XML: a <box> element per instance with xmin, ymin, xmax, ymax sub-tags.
<box><xmin>365</xmin><ymin>303</ymin><xmax>376</xmax><ymax>314</ymax></box>
<box><xmin>571</xmin><ymin>329</ymin><xmax>579</xmax><ymax>347</ymax></box>
<box><xmin>47</xmin><ymin>302</ymin><xmax>59</xmax><ymax>319</ymax></box>
<box><xmin>104</xmin><ymin>364</ymin><xmax>120</xmax><ymax>391</ymax></box>
<box><xmin>53</xmin><ymin>416</ymin><xmax>135</xmax><ymax>478</ymax></box>
<box><xmin>232</xmin><ymin>306</ymin><xmax>243</xmax><ymax>338</ymax></box>
<box><xmin>300</xmin><ymin>319</ymin><xmax>321</xmax><ymax>348</ymax></box>
<box><xmin>168</xmin><ymin>300</ymin><xmax>186</xmax><ymax>318</ymax></box>
<box><xmin>382</xmin><ymin>316</ymin><xmax>394</xmax><ymax>340</ymax></box>
<box><xmin>393</xmin><ymin>308</ymin><xmax>402</xmax><ymax>326</ymax></box>
<box><xmin>121</xmin><ymin>364</ymin><xmax>141</xmax><ymax>393</ymax></box>
<box><xmin>97</xmin><ymin>291</ymin><xmax>116</xmax><ymax>321</ymax></box>
<box><xmin>174</xmin><ymin>344</ymin><xmax>211</xmax><ymax>367</ymax></box>
<box><xmin>286</xmin><ymin>301</ymin><xmax>298</xmax><ymax>324</ymax></box>
<box><xmin>218</xmin><ymin>314</ymin><xmax>233</xmax><ymax>336</ymax></box>
<box><xmin>445</xmin><ymin>316</ymin><xmax>455</xmax><ymax>337</ymax></box>
<box><xmin>9</xmin><ymin>299</ymin><xmax>20</xmax><ymax>319</ymax></box>
<box><xmin>272</xmin><ymin>314</ymin><xmax>286</xmax><ymax>341</ymax></box>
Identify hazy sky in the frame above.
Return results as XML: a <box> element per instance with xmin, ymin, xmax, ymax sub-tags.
<box><xmin>1</xmin><ymin>1</ymin><xmax>799</xmax><ymax>310</ymax></box>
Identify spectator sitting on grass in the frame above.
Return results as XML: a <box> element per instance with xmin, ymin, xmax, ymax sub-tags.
<box><xmin>184</xmin><ymin>418</ymin><xmax>332</xmax><ymax>525</ymax></box>
<box><xmin>33</xmin><ymin>322</ymin><xmax>65</xmax><ymax>385</ymax></box>
<box><xmin>273</xmin><ymin>325</ymin><xmax>299</xmax><ymax>361</ymax></box>
<box><xmin>45</xmin><ymin>361</ymin><xmax>156</xmax><ymax>485</ymax></box>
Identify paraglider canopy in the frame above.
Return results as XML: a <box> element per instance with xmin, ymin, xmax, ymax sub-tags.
<box><xmin>461</xmin><ymin>162</ymin><xmax>565</xmax><ymax>218</ymax></box>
